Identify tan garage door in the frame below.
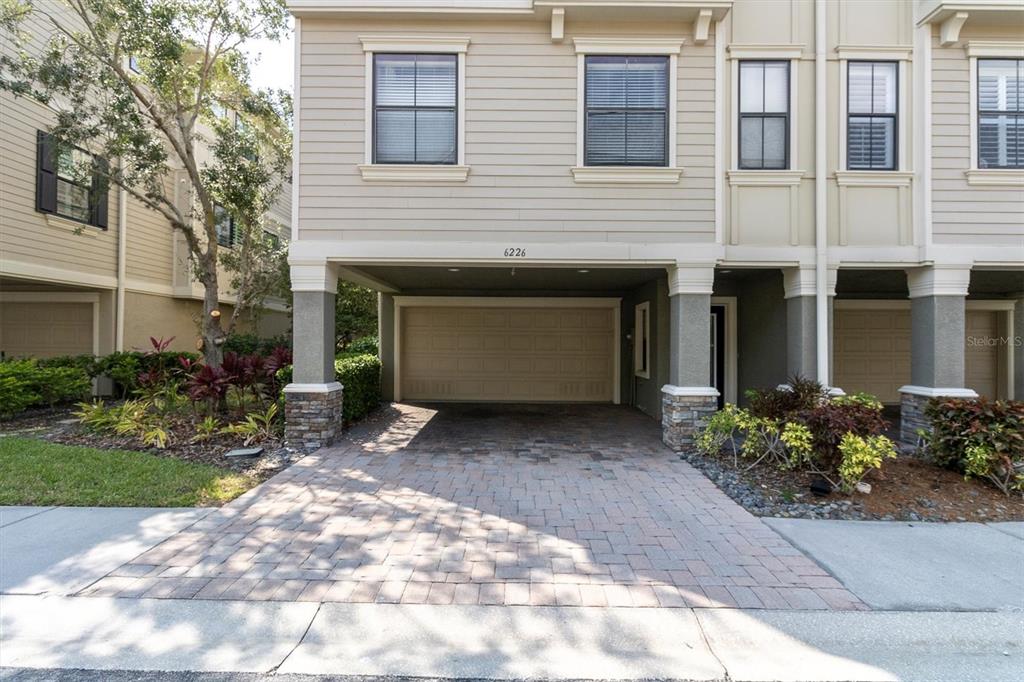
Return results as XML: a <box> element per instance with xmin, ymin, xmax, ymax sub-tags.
<box><xmin>400</xmin><ymin>304</ymin><xmax>615</xmax><ymax>402</ymax></box>
<box><xmin>834</xmin><ymin>307</ymin><xmax>1002</xmax><ymax>402</ymax></box>
<box><xmin>0</xmin><ymin>302</ymin><xmax>94</xmax><ymax>359</ymax></box>
<box><xmin>966</xmin><ymin>310</ymin><xmax>1000</xmax><ymax>399</ymax></box>
<box><xmin>834</xmin><ymin>308</ymin><xmax>911</xmax><ymax>404</ymax></box>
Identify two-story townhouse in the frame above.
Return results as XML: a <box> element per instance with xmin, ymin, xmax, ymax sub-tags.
<box><xmin>283</xmin><ymin>0</ymin><xmax>1022</xmax><ymax>450</ymax></box>
<box><xmin>0</xmin><ymin>1</ymin><xmax>292</xmax><ymax>361</ymax></box>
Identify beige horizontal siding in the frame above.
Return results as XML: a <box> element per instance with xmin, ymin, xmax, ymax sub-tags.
<box><xmin>931</xmin><ymin>26</ymin><xmax>1024</xmax><ymax>247</ymax></box>
<box><xmin>297</xmin><ymin>18</ymin><xmax>716</xmax><ymax>244</ymax></box>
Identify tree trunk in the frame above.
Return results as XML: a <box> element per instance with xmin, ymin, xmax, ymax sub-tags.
<box><xmin>199</xmin><ymin>258</ymin><xmax>225</xmax><ymax>367</ymax></box>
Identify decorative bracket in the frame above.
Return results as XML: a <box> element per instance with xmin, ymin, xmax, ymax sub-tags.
<box><xmin>939</xmin><ymin>11</ymin><xmax>968</xmax><ymax>47</ymax></box>
<box><xmin>551</xmin><ymin>7</ymin><xmax>565</xmax><ymax>43</ymax></box>
<box><xmin>694</xmin><ymin>8</ymin><xmax>713</xmax><ymax>45</ymax></box>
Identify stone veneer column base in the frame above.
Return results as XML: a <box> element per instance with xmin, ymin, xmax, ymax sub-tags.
<box><xmin>899</xmin><ymin>385</ymin><xmax>978</xmax><ymax>448</ymax></box>
<box><xmin>284</xmin><ymin>382</ymin><xmax>344</xmax><ymax>450</ymax></box>
<box><xmin>661</xmin><ymin>386</ymin><xmax>720</xmax><ymax>452</ymax></box>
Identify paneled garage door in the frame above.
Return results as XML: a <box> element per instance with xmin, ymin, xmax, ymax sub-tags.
<box><xmin>400</xmin><ymin>303</ymin><xmax>616</xmax><ymax>402</ymax></box>
<box><xmin>0</xmin><ymin>302</ymin><xmax>94</xmax><ymax>358</ymax></box>
<box><xmin>834</xmin><ymin>307</ymin><xmax>1002</xmax><ymax>402</ymax></box>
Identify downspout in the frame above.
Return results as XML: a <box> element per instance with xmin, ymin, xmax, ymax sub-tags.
<box><xmin>814</xmin><ymin>0</ymin><xmax>829</xmax><ymax>385</ymax></box>
<box><xmin>116</xmin><ymin>184</ymin><xmax>127</xmax><ymax>351</ymax></box>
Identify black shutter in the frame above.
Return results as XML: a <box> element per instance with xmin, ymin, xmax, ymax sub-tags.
<box><xmin>36</xmin><ymin>131</ymin><xmax>57</xmax><ymax>214</ymax></box>
<box><xmin>91</xmin><ymin>157</ymin><xmax>109</xmax><ymax>228</ymax></box>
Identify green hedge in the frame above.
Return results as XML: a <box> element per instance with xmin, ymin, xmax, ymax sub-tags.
<box><xmin>0</xmin><ymin>360</ymin><xmax>91</xmax><ymax>417</ymax></box>
<box><xmin>335</xmin><ymin>354</ymin><xmax>382</xmax><ymax>422</ymax></box>
<box><xmin>276</xmin><ymin>353</ymin><xmax>382</xmax><ymax>424</ymax></box>
<box><xmin>39</xmin><ymin>351</ymin><xmax>202</xmax><ymax>396</ymax></box>
<box><xmin>222</xmin><ymin>333</ymin><xmax>291</xmax><ymax>356</ymax></box>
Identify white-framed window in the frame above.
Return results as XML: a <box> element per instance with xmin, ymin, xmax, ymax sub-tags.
<box><xmin>571</xmin><ymin>37</ymin><xmax>683</xmax><ymax>184</ymax></box>
<box><xmin>964</xmin><ymin>42</ymin><xmax>1024</xmax><ymax>184</ymax></box>
<box><xmin>358</xmin><ymin>36</ymin><xmax>469</xmax><ymax>181</ymax></box>
<box><xmin>738</xmin><ymin>60</ymin><xmax>790</xmax><ymax>170</ymax></box>
<box><xmin>846</xmin><ymin>61</ymin><xmax>898</xmax><ymax>171</ymax></box>
<box><xmin>584</xmin><ymin>56</ymin><xmax>669</xmax><ymax>167</ymax></box>
<box><xmin>835</xmin><ymin>47</ymin><xmax>910</xmax><ymax>174</ymax></box>
<box><xmin>634</xmin><ymin>300</ymin><xmax>651</xmax><ymax>379</ymax></box>
<box><xmin>977</xmin><ymin>58</ymin><xmax>1022</xmax><ymax>169</ymax></box>
<box><xmin>727</xmin><ymin>45</ymin><xmax>802</xmax><ymax>175</ymax></box>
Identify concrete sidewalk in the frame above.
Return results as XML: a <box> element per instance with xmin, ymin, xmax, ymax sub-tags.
<box><xmin>765</xmin><ymin>518</ymin><xmax>1024</xmax><ymax>611</ymax></box>
<box><xmin>1</xmin><ymin>594</ymin><xmax>1021</xmax><ymax>681</ymax></box>
<box><xmin>1</xmin><ymin>506</ymin><xmax>211</xmax><ymax>596</ymax></box>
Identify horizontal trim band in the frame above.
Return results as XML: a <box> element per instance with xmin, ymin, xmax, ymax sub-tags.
<box><xmin>899</xmin><ymin>385</ymin><xmax>979</xmax><ymax>399</ymax></box>
<box><xmin>284</xmin><ymin>382</ymin><xmax>343</xmax><ymax>394</ymax></box>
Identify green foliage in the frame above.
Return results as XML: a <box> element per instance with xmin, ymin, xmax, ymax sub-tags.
<box><xmin>336</xmin><ymin>281</ymin><xmax>377</xmax><ymax>349</ymax></box>
<box><xmin>0</xmin><ymin>359</ymin><xmax>90</xmax><ymax>416</ymax></box>
<box><xmin>746</xmin><ymin>376</ymin><xmax>827</xmax><ymax>420</ymax></box>
<box><xmin>696</xmin><ymin>385</ymin><xmax>894</xmax><ymax>494</ymax></box>
<box><xmin>219</xmin><ymin>403</ymin><xmax>280</xmax><ymax>446</ymax></box>
<box><xmin>192</xmin><ymin>415</ymin><xmax>222</xmax><ymax>443</ymax></box>
<box><xmin>334</xmin><ymin>354</ymin><xmax>382</xmax><ymax>423</ymax></box>
<box><xmin>924</xmin><ymin>397</ymin><xmax>1024</xmax><ymax>496</ymax></box>
<box><xmin>1</xmin><ymin>0</ymin><xmax>292</xmax><ymax>365</ymax></box>
<box><xmin>836</xmin><ymin>433</ymin><xmax>898</xmax><ymax>493</ymax></box>
<box><xmin>0</xmin><ymin>437</ymin><xmax>254</xmax><ymax>507</ymax></box>
<box><xmin>223</xmin><ymin>333</ymin><xmax>291</xmax><ymax>356</ymax></box>
<box><xmin>963</xmin><ymin>443</ymin><xmax>1024</xmax><ymax>496</ymax></box>
<box><xmin>74</xmin><ymin>398</ymin><xmax>171</xmax><ymax>448</ymax></box>
<box><xmin>924</xmin><ymin>398</ymin><xmax>1024</xmax><ymax>468</ymax></box>
<box><xmin>345</xmin><ymin>335</ymin><xmax>379</xmax><ymax>356</ymax></box>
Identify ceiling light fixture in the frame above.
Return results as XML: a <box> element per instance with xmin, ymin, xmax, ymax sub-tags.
<box><xmin>577</xmin><ymin>269</ymin><xmax>590</xmax><ymax>273</ymax></box>
<box><xmin>448</xmin><ymin>268</ymin><xmax>460</xmax><ymax>272</ymax></box>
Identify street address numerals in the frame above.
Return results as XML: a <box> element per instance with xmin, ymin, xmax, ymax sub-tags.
<box><xmin>503</xmin><ymin>247</ymin><xmax>527</xmax><ymax>258</ymax></box>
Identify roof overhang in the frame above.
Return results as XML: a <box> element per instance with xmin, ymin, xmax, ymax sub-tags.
<box><xmin>287</xmin><ymin>0</ymin><xmax>732</xmax><ymax>23</ymax></box>
<box><xmin>916</xmin><ymin>1</ymin><xmax>1024</xmax><ymax>46</ymax></box>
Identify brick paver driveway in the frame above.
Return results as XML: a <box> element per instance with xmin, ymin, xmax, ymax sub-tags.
<box><xmin>85</xmin><ymin>403</ymin><xmax>865</xmax><ymax>610</ymax></box>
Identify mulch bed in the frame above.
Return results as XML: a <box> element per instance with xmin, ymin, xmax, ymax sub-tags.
<box><xmin>681</xmin><ymin>449</ymin><xmax>1024</xmax><ymax>522</ymax></box>
<box><xmin>0</xmin><ymin>404</ymin><xmax>301</xmax><ymax>484</ymax></box>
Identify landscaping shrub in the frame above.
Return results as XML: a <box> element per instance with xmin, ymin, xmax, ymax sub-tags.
<box><xmin>345</xmin><ymin>335</ymin><xmax>379</xmax><ymax>356</ymax></box>
<box><xmin>335</xmin><ymin>354</ymin><xmax>382</xmax><ymax>422</ymax></box>
<box><xmin>697</xmin><ymin>379</ymin><xmax>896</xmax><ymax>494</ymax></box>
<box><xmin>0</xmin><ymin>359</ymin><xmax>91</xmax><ymax>416</ymax></box>
<box><xmin>923</xmin><ymin>397</ymin><xmax>1024</xmax><ymax>495</ymax></box>
<box><xmin>746</xmin><ymin>375</ymin><xmax>827</xmax><ymax>420</ymax></box>
<box><xmin>223</xmin><ymin>333</ymin><xmax>291</xmax><ymax>357</ymax></box>
<box><xmin>274</xmin><ymin>352</ymin><xmax>381</xmax><ymax>423</ymax></box>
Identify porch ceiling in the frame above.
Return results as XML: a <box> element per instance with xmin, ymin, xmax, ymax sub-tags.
<box><xmin>347</xmin><ymin>265</ymin><xmax>667</xmax><ymax>294</ymax></box>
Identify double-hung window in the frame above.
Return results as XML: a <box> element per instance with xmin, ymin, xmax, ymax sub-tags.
<box><xmin>978</xmin><ymin>59</ymin><xmax>1022</xmax><ymax>169</ymax></box>
<box><xmin>738</xmin><ymin>61</ymin><xmax>789</xmax><ymax>169</ymax></box>
<box><xmin>584</xmin><ymin>56</ymin><xmax>669</xmax><ymax>166</ymax></box>
<box><xmin>373</xmin><ymin>53</ymin><xmax>457</xmax><ymax>164</ymax></box>
<box><xmin>35</xmin><ymin>131</ymin><xmax>108</xmax><ymax>228</ymax></box>
<box><xmin>214</xmin><ymin>204</ymin><xmax>235</xmax><ymax>248</ymax></box>
<box><xmin>847</xmin><ymin>61</ymin><xmax>897</xmax><ymax>170</ymax></box>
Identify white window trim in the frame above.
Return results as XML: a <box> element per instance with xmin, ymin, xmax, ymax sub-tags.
<box><xmin>837</xmin><ymin>48</ymin><xmax>911</xmax><ymax>174</ymax></box>
<box><xmin>966</xmin><ymin>41</ymin><xmax>1024</xmax><ymax>185</ymax></box>
<box><xmin>728</xmin><ymin>46</ymin><xmax>803</xmax><ymax>175</ymax></box>
<box><xmin>360</xmin><ymin>35</ymin><xmax>469</xmax><ymax>181</ymax></box>
<box><xmin>572</xmin><ymin>37</ymin><xmax>683</xmax><ymax>184</ymax></box>
<box><xmin>634</xmin><ymin>300</ymin><xmax>651</xmax><ymax>379</ymax></box>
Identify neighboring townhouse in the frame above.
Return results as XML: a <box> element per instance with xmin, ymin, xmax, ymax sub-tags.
<box><xmin>284</xmin><ymin>0</ymin><xmax>1023</xmax><ymax>449</ymax></box>
<box><xmin>0</xmin><ymin>1</ymin><xmax>291</xmax><ymax>360</ymax></box>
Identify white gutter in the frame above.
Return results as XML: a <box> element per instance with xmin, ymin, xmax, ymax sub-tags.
<box><xmin>814</xmin><ymin>0</ymin><xmax>829</xmax><ymax>384</ymax></box>
<box><xmin>115</xmin><ymin>184</ymin><xmax>127</xmax><ymax>351</ymax></box>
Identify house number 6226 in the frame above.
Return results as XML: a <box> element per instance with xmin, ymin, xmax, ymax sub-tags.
<box><xmin>503</xmin><ymin>247</ymin><xmax>527</xmax><ymax>257</ymax></box>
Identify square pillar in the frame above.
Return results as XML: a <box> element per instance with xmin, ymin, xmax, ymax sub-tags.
<box><xmin>661</xmin><ymin>265</ymin><xmax>719</xmax><ymax>451</ymax></box>
<box><xmin>284</xmin><ymin>262</ymin><xmax>343</xmax><ymax>450</ymax></box>
<box><xmin>782</xmin><ymin>266</ymin><xmax>837</xmax><ymax>386</ymax></box>
<box><xmin>899</xmin><ymin>266</ymin><xmax>977</xmax><ymax>445</ymax></box>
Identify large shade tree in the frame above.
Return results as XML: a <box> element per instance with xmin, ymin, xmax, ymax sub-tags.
<box><xmin>1</xmin><ymin>0</ymin><xmax>292</xmax><ymax>365</ymax></box>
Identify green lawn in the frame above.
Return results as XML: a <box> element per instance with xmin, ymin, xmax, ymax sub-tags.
<box><xmin>0</xmin><ymin>437</ymin><xmax>254</xmax><ymax>507</ymax></box>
